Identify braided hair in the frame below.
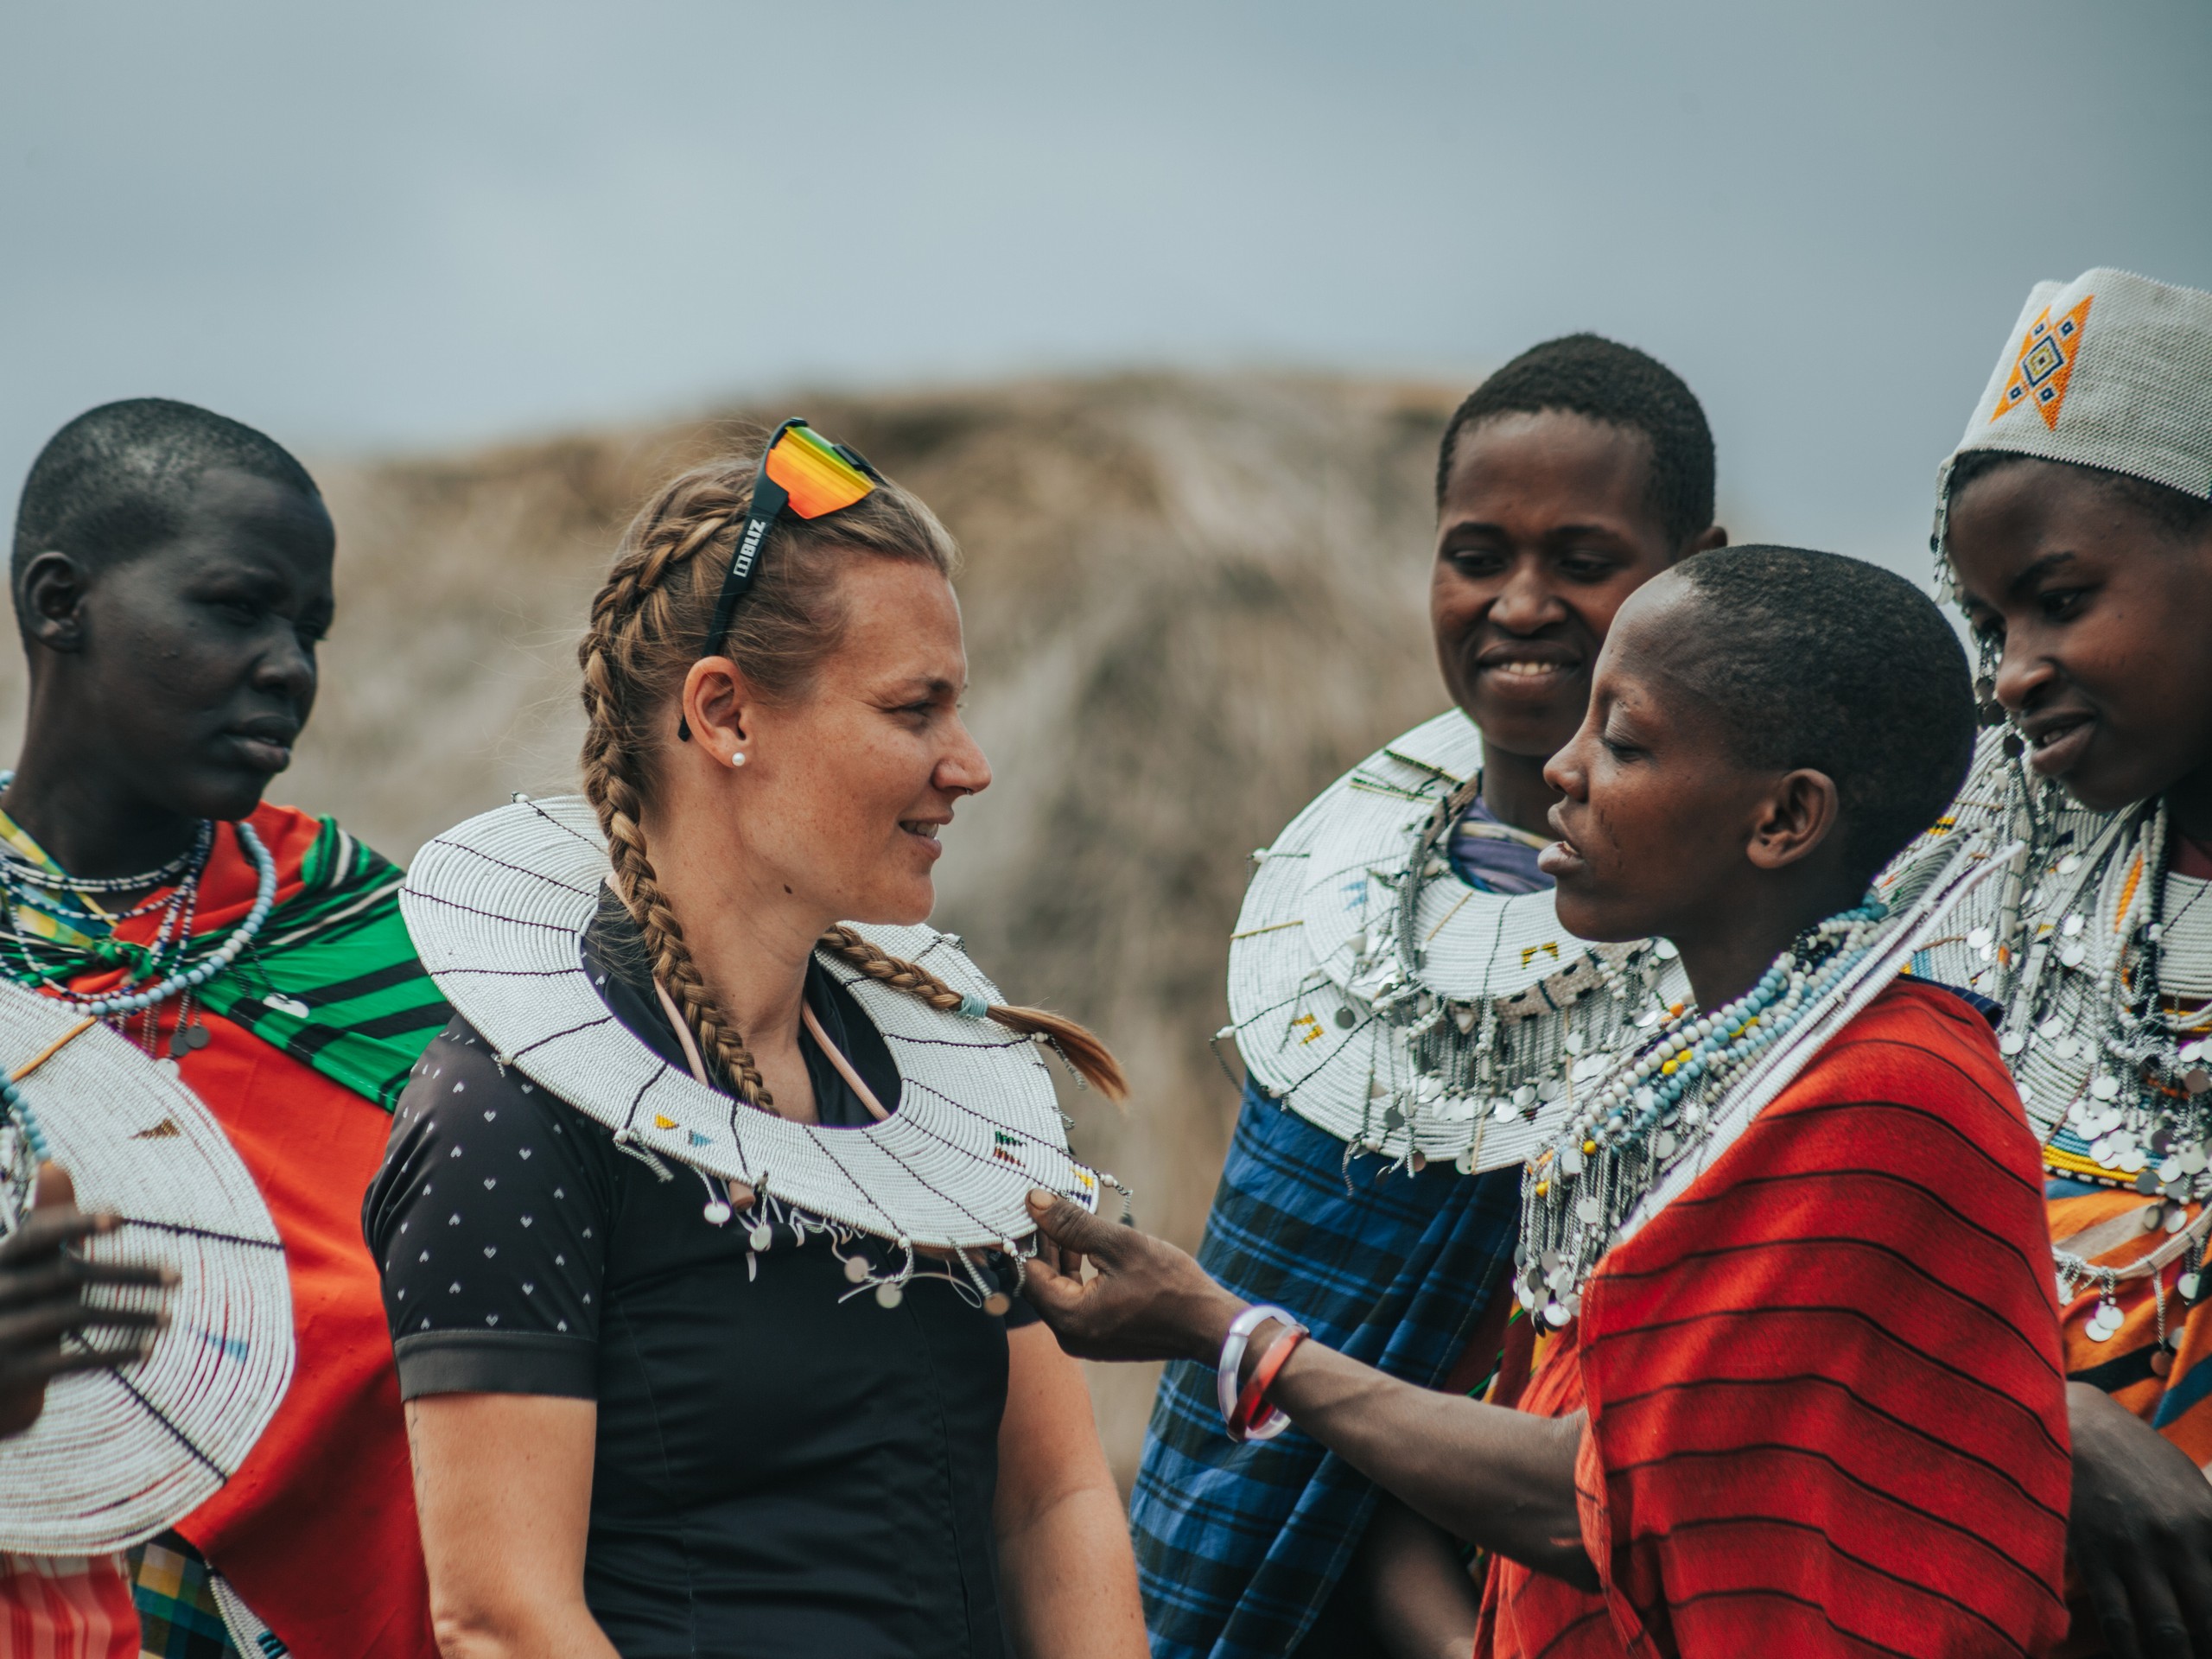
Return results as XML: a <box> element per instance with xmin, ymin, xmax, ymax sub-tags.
<box><xmin>576</xmin><ymin>447</ymin><xmax>1126</xmax><ymax>1113</ymax></box>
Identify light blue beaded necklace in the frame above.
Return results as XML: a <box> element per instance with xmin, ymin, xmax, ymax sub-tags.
<box><xmin>0</xmin><ymin>774</ymin><xmax>277</xmax><ymax>1021</ymax></box>
<box><xmin>0</xmin><ymin>1070</ymin><xmax>49</xmax><ymax>1165</ymax></box>
<box><xmin>1516</xmin><ymin>896</ymin><xmax>1890</xmax><ymax>1327</ymax></box>
<box><xmin>0</xmin><ymin>1059</ymin><xmax>52</xmax><ymax>1239</ymax></box>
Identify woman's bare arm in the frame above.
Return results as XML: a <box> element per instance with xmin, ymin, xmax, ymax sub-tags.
<box><xmin>994</xmin><ymin>1323</ymin><xmax>1149</xmax><ymax>1659</ymax></box>
<box><xmin>404</xmin><ymin>1393</ymin><xmax>619</xmax><ymax>1659</ymax></box>
<box><xmin>1020</xmin><ymin>1191</ymin><xmax>1595</xmax><ymax>1590</ymax></box>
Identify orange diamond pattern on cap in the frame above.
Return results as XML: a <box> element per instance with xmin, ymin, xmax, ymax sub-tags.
<box><xmin>1989</xmin><ymin>294</ymin><xmax>2094</xmax><ymax>431</ymax></box>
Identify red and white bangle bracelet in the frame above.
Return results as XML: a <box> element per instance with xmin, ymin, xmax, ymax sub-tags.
<box><xmin>1216</xmin><ymin>1304</ymin><xmax>1310</xmax><ymax>1443</ymax></box>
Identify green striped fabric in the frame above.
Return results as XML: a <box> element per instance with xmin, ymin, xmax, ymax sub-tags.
<box><xmin>194</xmin><ymin>820</ymin><xmax>450</xmax><ymax>1110</ymax></box>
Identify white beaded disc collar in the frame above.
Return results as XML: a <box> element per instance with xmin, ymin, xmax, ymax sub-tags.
<box><xmin>0</xmin><ymin>979</ymin><xmax>292</xmax><ymax>1554</ymax></box>
<box><xmin>1225</xmin><ymin>709</ymin><xmax>1689</xmax><ymax>1171</ymax></box>
<box><xmin>400</xmin><ymin>795</ymin><xmax>1102</xmax><ymax>1251</ymax></box>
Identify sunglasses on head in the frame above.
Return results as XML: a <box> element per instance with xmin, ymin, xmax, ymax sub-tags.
<box><xmin>700</xmin><ymin>417</ymin><xmax>883</xmax><ymax>658</ymax></box>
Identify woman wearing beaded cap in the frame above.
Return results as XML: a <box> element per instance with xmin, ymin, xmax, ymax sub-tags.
<box><xmin>1882</xmin><ymin>267</ymin><xmax>2212</xmax><ymax>1658</ymax></box>
<box><xmin>366</xmin><ymin>423</ymin><xmax>1147</xmax><ymax>1659</ymax></box>
<box><xmin>1024</xmin><ymin>549</ymin><xmax>2073</xmax><ymax>1659</ymax></box>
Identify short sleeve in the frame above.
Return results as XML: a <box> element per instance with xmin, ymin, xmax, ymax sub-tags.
<box><xmin>363</xmin><ymin>1019</ymin><xmax>614</xmax><ymax>1400</ymax></box>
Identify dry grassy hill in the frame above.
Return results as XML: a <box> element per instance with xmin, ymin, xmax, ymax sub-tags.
<box><xmin>0</xmin><ymin>372</ymin><xmax>1466</xmax><ymax>1477</ymax></box>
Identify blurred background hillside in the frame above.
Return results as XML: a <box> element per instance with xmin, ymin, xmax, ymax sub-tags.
<box><xmin>5</xmin><ymin>0</ymin><xmax>2210</xmax><ymax>1476</ymax></box>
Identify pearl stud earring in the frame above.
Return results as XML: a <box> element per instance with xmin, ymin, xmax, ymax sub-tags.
<box><xmin>730</xmin><ymin>751</ymin><xmax>747</xmax><ymax>768</ymax></box>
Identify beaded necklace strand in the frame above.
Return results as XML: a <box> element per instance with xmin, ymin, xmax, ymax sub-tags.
<box><xmin>1516</xmin><ymin>898</ymin><xmax>1891</xmax><ymax>1328</ymax></box>
<box><xmin>0</xmin><ymin>776</ymin><xmax>276</xmax><ymax>1033</ymax></box>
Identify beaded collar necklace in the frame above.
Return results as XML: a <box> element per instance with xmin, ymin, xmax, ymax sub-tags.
<box><xmin>1877</xmin><ymin>725</ymin><xmax>2212</xmax><ymax>1368</ymax></box>
<box><xmin>1515</xmin><ymin>898</ymin><xmax>1891</xmax><ymax>1326</ymax></box>
<box><xmin>1224</xmin><ymin>711</ymin><xmax>1689</xmax><ymax>1178</ymax></box>
<box><xmin>0</xmin><ymin>775</ymin><xmax>276</xmax><ymax>1052</ymax></box>
<box><xmin>1887</xmin><ymin>737</ymin><xmax>2212</xmax><ymax>1190</ymax></box>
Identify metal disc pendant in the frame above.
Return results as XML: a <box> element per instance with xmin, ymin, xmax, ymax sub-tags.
<box><xmin>747</xmin><ymin>1224</ymin><xmax>772</xmax><ymax>1253</ymax></box>
<box><xmin>874</xmin><ymin>1281</ymin><xmax>904</xmax><ymax>1309</ymax></box>
<box><xmin>2181</xmin><ymin>1272</ymin><xmax>2202</xmax><ymax>1301</ymax></box>
<box><xmin>702</xmin><ymin>1200</ymin><xmax>732</xmax><ymax>1226</ymax></box>
<box><xmin>982</xmin><ymin>1291</ymin><xmax>1013</xmax><ymax>1317</ymax></box>
<box><xmin>1543</xmin><ymin>1300</ymin><xmax>1571</xmax><ymax>1328</ymax></box>
<box><xmin>2152</xmin><ymin>1347</ymin><xmax>2175</xmax><ymax>1377</ymax></box>
<box><xmin>842</xmin><ymin>1254</ymin><xmax>871</xmax><ymax>1284</ymax></box>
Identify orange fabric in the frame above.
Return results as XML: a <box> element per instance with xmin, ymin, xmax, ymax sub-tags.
<box><xmin>58</xmin><ymin>804</ymin><xmax>434</xmax><ymax>1659</ymax></box>
<box><xmin>1988</xmin><ymin>295</ymin><xmax>2095</xmax><ymax>432</ymax></box>
<box><xmin>2045</xmin><ymin>1189</ymin><xmax>2212</xmax><ymax>1466</ymax></box>
<box><xmin>0</xmin><ymin>1554</ymin><xmax>137</xmax><ymax>1658</ymax></box>
<box><xmin>1473</xmin><ymin>982</ymin><xmax>2072</xmax><ymax>1658</ymax></box>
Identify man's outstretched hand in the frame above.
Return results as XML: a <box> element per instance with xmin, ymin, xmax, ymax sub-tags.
<box><xmin>0</xmin><ymin>1163</ymin><xmax>174</xmax><ymax>1439</ymax></box>
<box><xmin>1021</xmin><ymin>1189</ymin><xmax>1249</xmax><ymax>1366</ymax></box>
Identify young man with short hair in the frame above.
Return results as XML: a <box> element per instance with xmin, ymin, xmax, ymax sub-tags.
<box><xmin>5</xmin><ymin>400</ymin><xmax>448</xmax><ymax>1658</ymax></box>
<box><xmin>1128</xmin><ymin>336</ymin><xmax>1725</xmax><ymax>1659</ymax></box>
<box><xmin>1038</xmin><ymin>545</ymin><xmax>2070</xmax><ymax>1659</ymax></box>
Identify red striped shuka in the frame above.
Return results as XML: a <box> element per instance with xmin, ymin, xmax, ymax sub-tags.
<box><xmin>1472</xmin><ymin>980</ymin><xmax>2073</xmax><ymax>1659</ymax></box>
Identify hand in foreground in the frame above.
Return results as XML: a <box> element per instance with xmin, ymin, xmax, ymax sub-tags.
<box><xmin>2066</xmin><ymin>1379</ymin><xmax>2212</xmax><ymax>1659</ymax></box>
<box><xmin>1022</xmin><ymin>1190</ymin><xmax>1248</xmax><ymax>1366</ymax></box>
<box><xmin>0</xmin><ymin>1164</ymin><xmax>174</xmax><ymax>1439</ymax></box>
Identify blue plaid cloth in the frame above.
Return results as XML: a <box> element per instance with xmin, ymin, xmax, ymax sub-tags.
<box><xmin>1128</xmin><ymin>1082</ymin><xmax>1522</xmax><ymax>1659</ymax></box>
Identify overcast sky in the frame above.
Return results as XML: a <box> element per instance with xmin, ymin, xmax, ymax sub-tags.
<box><xmin>4</xmin><ymin>0</ymin><xmax>2208</xmax><ymax>575</ymax></box>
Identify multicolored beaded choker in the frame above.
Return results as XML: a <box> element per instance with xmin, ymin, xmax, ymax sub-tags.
<box><xmin>1516</xmin><ymin>898</ymin><xmax>1891</xmax><ymax>1327</ymax></box>
<box><xmin>0</xmin><ymin>776</ymin><xmax>276</xmax><ymax>1055</ymax></box>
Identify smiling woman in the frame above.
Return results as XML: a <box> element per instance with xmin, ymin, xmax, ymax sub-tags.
<box><xmin>367</xmin><ymin>427</ymin><xmax>1147</xmax><ymax>1659</ymax></box>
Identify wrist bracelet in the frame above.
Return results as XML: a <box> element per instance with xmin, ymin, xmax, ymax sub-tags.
<box><xmin>1231</xmin><ymin>1324</ymin><xmax>1307</xmax><ymax>1442</ymax></box>
<box><xmin>1217</xmin><ymin>1304</ymin><xmax>1306</xmax><ymax>1442</ymax></box>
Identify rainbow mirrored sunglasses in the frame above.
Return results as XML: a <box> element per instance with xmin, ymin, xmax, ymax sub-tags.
<box><xmin>701</xmin><ymin>417</ymin><xmax>883</xmax><ymax>656</ymax></box>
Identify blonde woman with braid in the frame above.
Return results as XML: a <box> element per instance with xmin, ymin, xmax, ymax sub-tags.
<box><xmin>364</xmin><ymin>423</ymin><xmax>1147</xmax><ymax>1659</ymax></box>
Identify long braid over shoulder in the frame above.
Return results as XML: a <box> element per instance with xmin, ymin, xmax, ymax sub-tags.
<box><xmin>577</xmin><ymin>442</ymin><xmax>1126</xmax><ymax>1113</ymax></box>
<box><xmin>817</xmin><ymin>925</ymin><xmax>1127</xmax><ymax>1099</ymax></box>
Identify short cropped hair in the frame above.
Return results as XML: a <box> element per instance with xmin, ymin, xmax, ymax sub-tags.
<box><xmin>1672</xmin><ymin>546</ymin><xmax>1974</xmax><ymax>882</ymax></box>
<box><xmin>11</xmin><ymin>399</ymin><xmax>320</xmax><ymax>609</ymax></box>
<box><xmin>1948</xmin><ymin>447</ymin><xmax>2212</xmax><ymax>543</ymax></box>
<box><xmin>1435</xmin><ymin>334</ymin><xmax>1717</xmax><ymax>548</ymax></box>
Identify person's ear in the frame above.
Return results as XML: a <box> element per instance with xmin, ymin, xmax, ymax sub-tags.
<box><xmin>1745</xmin><ymin>767</ymin><xmax>1840</xmax><ymax>872</ymax></box>
<box><xmin>1686</xmin><ymin>524</ymin><xmax>1728</xmax><ymax>557</ymax></box>
<box><xmin>679</xmin><ymin>656</ymin><xmax>758</xmax><ymax>771</ymax></box>
<box><xmin>16</xmin><ymin>551</ymin><xmax>92</xmax><ymax>655</ymax></box>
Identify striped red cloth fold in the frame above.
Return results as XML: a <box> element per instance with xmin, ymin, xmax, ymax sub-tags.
<box><xmin>1478</xmin><ymin>982</ymin><xmax>2072</xmax><ymax>1658</ymax></box>
<box><xmin>0</xmin><ymin>1554</ymin><xmax>136</xmax><ymax>1658</ymax></box>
